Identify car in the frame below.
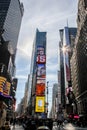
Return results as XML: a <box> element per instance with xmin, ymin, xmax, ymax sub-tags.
<box><xmin>37</xmin><ymin>126</ymin><xmax>50</xmax><ymax>130</ymax></box>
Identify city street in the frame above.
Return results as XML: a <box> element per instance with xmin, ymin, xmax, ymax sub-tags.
<box><xmin>57</xmin><ymin>123</ymin><xmax>87</xmax><ymax>130</ymax></box>
<box><xmin>10</xmin><ymin>124</ymin><xmax>87</xmax><ymax>130</ymax></box>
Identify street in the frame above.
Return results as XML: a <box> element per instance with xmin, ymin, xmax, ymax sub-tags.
<box><xmin>10</xmin><ymin>124</ymin><xmax>87</xmax><ymax>130</ymax></box>
<box><xmin>57</xmin><ymin>123</ymin><xmax>87</xmax><ymax>130</ymax></box>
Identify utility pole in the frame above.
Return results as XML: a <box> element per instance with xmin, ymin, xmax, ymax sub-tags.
<box><xmin>47</xmin><ymin>81</ymin><xmax>49</xmax><ymax>117</ymax></box>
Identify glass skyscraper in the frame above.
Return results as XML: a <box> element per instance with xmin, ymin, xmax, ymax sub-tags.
<box><xmin>0</xmin><ymin>0</ymin><xmax>24</xmax><ymax>54</ymax></box>
<box><xmin>59</xmin><ymin>27</ymin><xmax>77</xmax><ymax>111</ymax></box>
<box><xmin>0</xmin><ymin>0</ymin><xmax>24</xmax><ymax>108</ymax></box>
<box><xmin>0</xmin><ymin>0</ymin><xmax>24</xmax><ymax>76</ymax></box>
<box><xmin>28</xmin><ymin>29</ymin><xmax>47</xmax><ymax>116</ymax></box>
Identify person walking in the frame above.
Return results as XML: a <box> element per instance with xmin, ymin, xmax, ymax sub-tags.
<box><xmin>0</xmin><ymin>101</ymin><xmax>7</xmax><ymax>130</ymax></box>
<box><xmin>57</xmin><ymin>112</ymin><xmax>64</xmax><ymax>129</ymax></box>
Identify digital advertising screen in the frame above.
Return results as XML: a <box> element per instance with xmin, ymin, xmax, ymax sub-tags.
<box><xmin>0</xmin><ymin>76</ymin><xmax>6</xmax><ymax>94</ymax></box>
<box><xmin>36</xmin><ymin>83</ymin><xmax>45</xmax><ymax>96</ymax></box>
<box><xmin>37</xmin><ymin>64</ymin><xmax>46</xmax><ymax>78</ymax></box>
<box><xmin>35</xmin><ymin>96</ymin><xmax>45</xmax><ymax>112</ymax></box>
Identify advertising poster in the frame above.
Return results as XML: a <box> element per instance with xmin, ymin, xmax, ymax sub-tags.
<box><xmin>36</xmin><ymin>83</ymin><xmax>45</xmax><ymax>96</ymax></box>
<box><xmin>37</xmin><ymin>79</ymin><xmax>45</xmax><ymax>84</ymax></box>
<box><xmin>36</xmin><ymin>55</ymin><xmax>46</xmax><ymax>64</ymax></box>
<box><xmin>37</xmin><ymin>46</ymin><xmax>44</xmax><ymax>55</ymax></box>
<box><xmin>0</xmin><ymin>76</ymin><xmax>6</xmax><ymax>94</ymax></box>
<box><xmin>37</xmin><ymin>64</ymin><xmax>46</xmax><ymax>78</ymax></box>
<box><xmin>35</xmin><ymin>96</ymin><xmax>45</xmax><ymax>112</ymax></box>
<box><xmin>3</xmin><ymin>81</ymin><xmax>11</xmax><ymax>96</ymax></box>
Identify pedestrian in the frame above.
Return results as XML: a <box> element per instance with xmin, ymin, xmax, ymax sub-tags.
<box><xmin>0</xmin><ymin>101</ymin><xmax>7</xmax><ymax>130</ymax></box>
<box><xmin>57</xmin><ymin>112</ymin><xmax>64</xmax><ymax>127</ymax></box>
<box><xmin>13</xmin><ymin>118</ymin><xmax>16</xmax><ymax>129</ymax></box>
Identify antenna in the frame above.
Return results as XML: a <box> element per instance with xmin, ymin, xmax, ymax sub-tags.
<box><xmin>67</xmin><ymin>19</ymin><xmax>69</xmax><ymax>27</ymax></box>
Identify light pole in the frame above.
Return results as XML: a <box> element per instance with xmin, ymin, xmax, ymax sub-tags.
<box><xmin>47</xmin><ymin>81</ymin><xmax>49</xmax><ymax>117</ymax></box>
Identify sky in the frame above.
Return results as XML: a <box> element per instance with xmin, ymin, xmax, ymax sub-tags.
<box><xmin>15</xmin><ymin>0</ymin><xmax>78</xmax><ymax>112</ymax></box>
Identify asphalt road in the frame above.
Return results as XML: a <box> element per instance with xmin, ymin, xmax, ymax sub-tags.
<box><xmin>10</xmin><ymin>123</ymin><xmax>87</xmax><ymax>130</ymax></box>
<box><xmin>56</xmin><ymin>123</ymin><xmax>87</xmax><ymax>130</ymax></box>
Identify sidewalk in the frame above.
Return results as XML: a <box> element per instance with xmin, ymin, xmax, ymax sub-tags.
<box><xmin>10</xmin><ymin>125</ymin><xmax>24</xmax><ymax>130</ymax></box>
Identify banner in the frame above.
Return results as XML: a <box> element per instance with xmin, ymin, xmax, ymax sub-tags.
<box><xmin>0</xmin><ymin>76</ymin><xmax>6</xmax><ymax>94</ymax></box>
<box><xmin>35</xmin><ymin>96</ymin><xmax>45</xmax><ymax>112</ymax></box>
<box><xmin>3</xmin><ymin>81</ymin><xmax>11</xmax><ymax>96</ymax></box>
<box><xmin>0</xmin><ymin>76</ymin><xmax>11</xmax><ymax>97</ymax></box>
<box><xmin>36</xmin><ymin>83</ymin><xmax>45</xmax><ymax>96</ymax></box>
<box><xmin>37</xmin><ymin>64</ymin><xmax>46</xmax><ymax>78</ymax></box>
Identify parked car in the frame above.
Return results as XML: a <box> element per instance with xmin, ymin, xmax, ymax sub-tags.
<box><xmin>37</xmin><ymin>126</ymin><xmax>50</xmax><ymax>130</ymax></box>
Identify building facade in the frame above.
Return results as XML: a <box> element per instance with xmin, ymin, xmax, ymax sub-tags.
<box><xmin>59</xmin><ymin>27</ymin><xmax>77</xmax><ymax>113</ymax></box>
<box><xmin>51</xmin><ymin>83</ymin><xmax>58</xmax><ymax>119</ymax></box>
<box><xmin>0</xmin><ymin>0</ymin><xmax>24</xmax><ymax>76</ymax></box>
<box><xmin>71</xmin><ymin>0</ymin><xmax>87</xmax><ymax>114</ymax></box>
<box><xmin>0</xmin><ymin>0</ymin><xmax>24</xmax><ymax>115</ymax></box>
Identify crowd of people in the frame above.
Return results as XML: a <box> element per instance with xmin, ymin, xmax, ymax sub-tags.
<box><xmin>0</xmin><ymin>100</ymin><xmax>87</xmax><ymax>130</ymax></box>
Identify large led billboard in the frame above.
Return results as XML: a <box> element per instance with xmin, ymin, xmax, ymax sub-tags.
<box><xmin>35</xmin><ymin>96</ymin><xmax>45</xmax><ymax>112</ymax></box>
<box><xmin>37</xmin><ymin>64</ymin><xmax>46</xmax><ymax>78</ymax></box>
<box><xmin>0</xmin><ymin>76</ymin><xmax>6</xmax><ymax>94</ymax></box>
<box><xmin>36</xmin><ymin>83</ymin><xmax>45</xmax><ymax>96</ymax></box>
<box><xmin>0</xmin><ymin>76</ymin><xmax>11</xmax><ymax>97</ymax></box>
<box><xmin>35</xmin><ymin>45</ymin><xmax>46</xmax><ymax>113</ymax></box>
<box><xmin>3</xmin><ymin>81</ymin><xmax>11</xmax><ymax>96</ymax></box>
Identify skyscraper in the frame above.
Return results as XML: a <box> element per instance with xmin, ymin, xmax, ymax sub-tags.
<box><xmin>0</xmin><ymin>0</ymin><xmax>24</xmax><ymax>76</ymax></box>
<box><xmin>71</xmin><ymin>0</ymin><xmax>87</xmax><ymax>114</ymax></box>
<box><xmin>59</xmin><ymin>27</ymin><xmax>77</xmax><ymax>110</ymax></box>
<box><xmin>0</xmin><ymin>0</ymin><xmax>24</xmax><ymax>111</ymax></box>
<box><xmin>28</xmin><ymin>29</ymin><xmax>47</xmax><ymax>117</ymax></box>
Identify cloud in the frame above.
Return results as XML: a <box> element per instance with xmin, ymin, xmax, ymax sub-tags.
<box><xmin>16</xmin><ymin>0</ymin><xmax>78</xmax><ymax>110</ymax></box>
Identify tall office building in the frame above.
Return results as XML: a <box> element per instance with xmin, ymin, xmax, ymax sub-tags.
<box><xmin>0</xmin><ymin>0</ymin><xmax>24</xmax><ymax>76</ymax></box>
<box><xmin>59</xmin><ymin>27</ymin><xmax>77</xmax><ymax>110</ymax></box>
<box><xmin>71</xmin><ymin>0</ymin><xmax>87</xmax><ymax>114</ymax></box>
<box><xmin>51</xmin><ymin>83</ymin><xmax>58</xmax><ymax>119</ymax></box>
<box><xmin>28</xmin><ymin>29</ymin><xmax>47</xmax><ymax>117</ymax></box>
<box><xmin>0</xmin><ymin>0</ymin><xmax>24</xmax><ymax>109</ymax></box>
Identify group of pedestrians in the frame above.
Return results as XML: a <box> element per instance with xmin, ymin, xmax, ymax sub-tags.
<box><xmin>22</xmin><ymin>116</ymin><xmax>53</xmax><ymax>130</ymax></box>
<box><xmin>0</xmin><ymin>101</ymin><xmax>7</xmax><ymax>130</ymax></box>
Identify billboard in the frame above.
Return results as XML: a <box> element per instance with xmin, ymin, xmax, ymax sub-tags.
<box><xmin>37</xmin><ymin>64</ymin><xmax>46</xmax><ymax>78</ymax></box>
<box><xmin>0</xmin><ymin>76</ymin><xmax>11</xmax><ymax>97</ymax></box>
<box><xmin>35</xmin><ymin>46</ymin><xmax>46</xmax><ymax>113</ymax></box>
<box><xmin>36</xmin><ymin>83</ymin><xmax>45</xmax><ymax>96</ymax></box>
<box><xmin>36</xmin><ymin>55</ymin><xmax>46</xmax><ymax>64</ymax></box>
<box><xmin>0</xmin><ymin>76</ymin><xmax>6</xmax><ymax>94</ymax></box>
<box><xmin>35</xmin><ymin>96</ymin><xmax>45</xmax><ymax>112</ymax></box>
<box><xmin>3</xmin><ymin>81</ymin><xmax>11</xmax><ymax>96</ymax></box>
<box><xmin>37</xmin><ymin>46</ymin><xmax>44</xmax><ymax>55</ymax></box>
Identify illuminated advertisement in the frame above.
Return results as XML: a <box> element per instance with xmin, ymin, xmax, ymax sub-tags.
<box><xmin>0</xmin><ymin>76</ymin><xmax>6</xmax><ymax>94</ymax></box>
<box><xmin>37</xmin><ymin>46</ymin><xmax>44</xmax><ymax>55</ymax></box>
<box><xmin>35</xmin><ymin>96</ymin><xmax>45</xmax><ymax>112</ymax></box>
<box><xmin>37</xmin><ymin>79</ymin><xmax>45</xmax><ymax>84</ymax></box>
<box><xmin>36</xmin><ymin>55</ymin><xmax>46</xmax><ymax>64</ymax></box>
<box><xmin>37</xmin><ymin>77</ymin><xmax>45</xmax><ymax>80</ymax></box>
<box><xmin>36</xmin><ymin>83</ymin><xmax>45</xmax><ymax>96</ymax></box>
<box><xmin>37</xmin><ymin>64</ymin><xmax>46</xmax><ymax>78</ymax></box>
<box><xmin>3</xmin><ymin>81</ymin><xmax>11</xmax><ymax>96</ymax></box>
<box><xmin>35</xmin><ymin>45</ymin><xmax>46</xmax><ymax>113</ymax></box>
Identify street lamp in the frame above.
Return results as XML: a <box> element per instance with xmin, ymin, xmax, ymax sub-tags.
<box><xmin>46</xmin><ymin>81</ymin><xmax>49</xmax><ymax>117</ymax></box>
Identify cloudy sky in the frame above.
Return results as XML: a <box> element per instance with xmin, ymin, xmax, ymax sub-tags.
<box><xmin>15</xmin><ymin>0</ymin><xmax>78</xmax><ymax>111</ymax></box>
